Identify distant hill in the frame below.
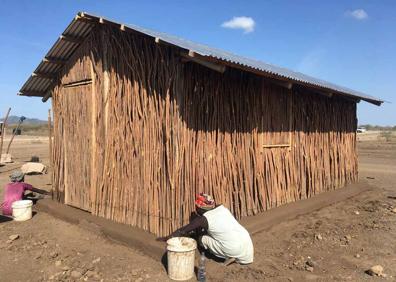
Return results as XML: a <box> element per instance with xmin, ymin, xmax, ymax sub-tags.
<box><xmin>0</xmin><ymin>115</ymin><xmax>47</xmax><ymax>125</ymax></box>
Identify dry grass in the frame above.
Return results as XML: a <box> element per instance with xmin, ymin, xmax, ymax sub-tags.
<box><xmin>378</xmin><ymin>131</ymin><xmax>396</xmax><ymax>142</ymax></box>
<box><xmin>4</xmin><ymin>124</ymin><xmax>50</xmax><ymax>136</ymax></box>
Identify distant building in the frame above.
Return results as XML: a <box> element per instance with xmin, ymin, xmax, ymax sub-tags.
<box><xmin>18</xmin><ymin>12</ymin><xmax>383</xmax><ymax>236</ymax></box>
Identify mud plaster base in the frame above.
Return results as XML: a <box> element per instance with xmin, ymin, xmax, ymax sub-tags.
<box><xmin>241</xmin><ymin>181</ymin><xmax>373</xmax><ymax>235</ymax></box>
<box><xmin>36</xmin><ymin>181</ymin><xmax>373</xmax><ymax>259</ymax></box>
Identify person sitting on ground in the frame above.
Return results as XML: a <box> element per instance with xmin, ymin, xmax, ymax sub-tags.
<box><xmin>158</xmin><ymin>193</ymin><xmax>254</xmax><ymax>265</ymax></box>
<box><xmin>1</xmin><ymin>170</ymin><xmax>50</xmax><ymax>216</ymax></box>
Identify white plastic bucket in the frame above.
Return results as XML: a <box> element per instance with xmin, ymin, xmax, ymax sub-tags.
<box><xmin>12</xmin><ymin>200</ymin><xmax>33</xmax><ymax>221</ymax></box>
<box><xmin>166</xmin><ymin>237</ymin><xmax>197</xmax><ymax>281</ymax></box>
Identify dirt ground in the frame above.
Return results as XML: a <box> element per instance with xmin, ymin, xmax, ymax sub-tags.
<box><xmin>0</xmin><ymin>132</ymin><xmax>395</xmax><ymax>281</ymax></box>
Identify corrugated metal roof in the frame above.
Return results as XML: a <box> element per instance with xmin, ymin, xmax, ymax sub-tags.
<box><xmin>18</xmin><ymin>12</ymin><xmax>383</xmax><ymax>105</ymax></box>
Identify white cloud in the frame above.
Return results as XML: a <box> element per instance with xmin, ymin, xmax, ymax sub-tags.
<box><xmin>221</xmin><ymin>16</ymin><xmax>255</xmax><ymax>33</ymax></box>
<box><xmin>347</xmin><ymin>9</ymin><xmax>368</xmax><ymax>20</ymax></box>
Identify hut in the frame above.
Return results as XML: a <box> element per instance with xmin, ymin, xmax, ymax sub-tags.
<box><xmin>18</xmin><ymin>12</ymin><xmax>382</xmax><ymax>236</ymax></box>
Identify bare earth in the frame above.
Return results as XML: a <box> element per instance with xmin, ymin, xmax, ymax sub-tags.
<box><xmin>0</xmin><ymin>132</ymin><xmax>395</xmax><ymax>282</ymax></box>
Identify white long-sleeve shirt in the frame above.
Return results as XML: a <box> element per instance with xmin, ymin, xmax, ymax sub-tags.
<box><xmin>203</xmin><ymin>205</ymin><xmax>254</xmax><ymax>263</ymax></box>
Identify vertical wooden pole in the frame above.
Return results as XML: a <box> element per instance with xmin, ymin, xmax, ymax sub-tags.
<box><xmin>288</xmin><ymin>90</ymin><xmax>293</xmax><ymax>151</ymax></box>
<box><xmin>63</xmin><ymin>89</ymin><xmax>69</xmax><ymax>205</ymax></box>
<box><xmin>48</xmin><ymin>109</ymin><xmax>53</xmax><ymax>165</ymax></box>
<box><xmin>102</xmin><ymin>29</ymin><xmax>110</xmax><ymax>135</ymax></box>
<box><xmin>90</xmin><ymin>57</ymin><xmax>97</xmax><ymax>212</ymax></box>
<box><xmin>48</xmin><ymin>108</ymin><xmax>53</xmax><ymax>196</ymax></box>
<box><xmin>0</xmin><ymin>107</ymin><xmax>11</xmax><ymax>160</ymax></box>
<box><xmin>101</xmin><ymin>28</ymin><xmax>110</xmax><ymax>216</ymax></box>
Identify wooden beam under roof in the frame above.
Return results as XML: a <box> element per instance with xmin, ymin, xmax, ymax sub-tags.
<box><xmin>32</xmin><ymin>72</ymin><xmax>56</xmax><ymax>80</ymax></box>
<box><xmin>42</xmin><ymin>91</ymin><xmax>52</xmax><ymax>102</ymax></box>
<box><xmin>262</xmin><ymin>77</ymin><xmax>293</xmax><ymax>90</ymax></box>
<box><xmin>181</xmin><ymin>51</ymin><xmax>226</xmax><ymax>73</ymax></box>
<box><xmin>59</xmin><ymin>35</ymin><xmax>85</xmax><ymax>44</ymax></box>
<box><xmin>42</xmin><ymin>80</ymin><xmax>61</xmax><ymax>102</ymax></box>
<box><xmin>43</xmin><ymin>57</ymin><xmax>67</xmax><ymax>65</ymax></box>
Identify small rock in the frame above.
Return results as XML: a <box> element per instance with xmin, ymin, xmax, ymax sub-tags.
<box><xmin>55</xmin><ymin>260</ymin><xmax>62</xmax><ymax>267</ymax></box>
<box><xmin>71</xmin><ymin>270</ymin><xmax>83</xmax><ymax>279</ymax></box>
<box><xmin>345</xmin><ymin>235</ymin><xmax>352</xmax><ymax>242</ymax></box>
<box><xmin>8</xmin><ymin>234</ymin><xmax>19</xmax><ymax>241</ymax></box>
<box><xmin>355</xmin><ymin>254</ymin><xmax>360</xmax><ymax>258</ymax></box>
<box><xmin>92</xmin><ymin>257</ymin><xmax>101</xmax><ymax>264</ymax></box>
<box><xmin>131</xmin><ymin>270</ymin><xmax>139</xmax><ymax>276</ymax></box>
<box><xmin>305</xmin><ymin>265</ymin><xmax>314</xmax><ymax>272</ymax></box>
<box><xmin>366</xmin><ymin>265</ymin><xmax>385</xmax><ymax>277</ymax></box>
<box><xmin>306</xmin><ymin>259</ymin><xmax>317</xmax><ymax>268</ymax></box>
<box><xmin>49</xmin><ymin>251</ymin><xmax>58</xmax><ymax>259</ymax></box>
<box><xmin>144</xmin><ymin>274</ymin><xmax>150</xmax><ymax>279</ymax></box>
<box><xmin>315</xmin><ymin>234</ymin><xmax>323</xmax><ymax>240</ymax></box>
<box><xmin>62</xmin><ymin>265</ymin><xmax>70</xmax><ymax>271</ymax></box>
<box><xmin>354</xmin><ymin>211</ymin><xmax>360</xmax><ymax>215</ymax></box>
<box><xmin>8</xmin><ymin>234</ymin><xmax>20</xmax><ymax>241</ymax></box>
<box><xmin>391</xmin><ymin>208</ymin><xmax>396</xmax><ymax>213</ymax></box>
<box><xmin>7</xmin><ymin>234</ymin><xmax>20</xmax><ymax>243</ymax></box>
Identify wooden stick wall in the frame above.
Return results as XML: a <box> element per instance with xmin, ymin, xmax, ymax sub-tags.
<box><xmin>52</xmin><ymin>26</ymin><xmax>358</xmax><ymax>236</ymax></box>
<box><xmin>52</xmin><ymin>42</ymin><xmax>94</xmax><ymax>205</ymax></box>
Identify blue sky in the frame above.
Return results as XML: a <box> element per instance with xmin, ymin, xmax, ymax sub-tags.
<box><xmin>0</xmin><ymin>0</ymin><xmax>395</xmax><ymax>125</ymax></box>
